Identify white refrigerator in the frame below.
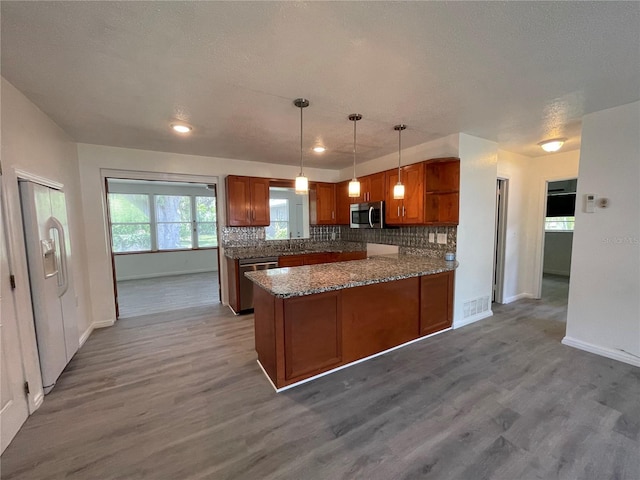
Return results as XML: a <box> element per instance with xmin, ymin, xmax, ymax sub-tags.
<box><xmin>20</xmin><ymin>181</ymin><xmax>79</xmax><ymax>394</ymax></box>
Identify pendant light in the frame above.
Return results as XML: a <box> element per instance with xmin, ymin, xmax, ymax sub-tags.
<box><xmin>393</xmin><ymin>124</ymin><xmax>407</xmax><ymax>199</ymax></box>
<box><xmin>348</xmin><ymin>114</ymin><xmax>362</xmax><ymax>197</ymax></box>
<box><xmin>294</xmin><ymin>98</ymin><xmax>310</xmax><ymax>195</ymax></box>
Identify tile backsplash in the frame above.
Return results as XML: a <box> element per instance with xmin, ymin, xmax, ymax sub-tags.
<box><xmin>221</xmin><ymin>224</ymin><xmax>456</xmax><ymax>258</ymax></box>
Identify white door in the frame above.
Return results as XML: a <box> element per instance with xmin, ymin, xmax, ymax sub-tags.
<box><xmin>0</xmin><ymin>179</ymin><xmax>30</xmax><ymax>454</ymax></box>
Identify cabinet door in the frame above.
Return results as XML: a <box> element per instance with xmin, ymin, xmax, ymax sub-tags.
<box><xmin>315</xmin><ymin>182</ymin><xmax>336</xmax><ymax>224</ymax></box>
<box><xmin>425</xmin><ymin>159</ymin><xmax>460</xmax><ymax>193</ymax></box>
<box><xmin>250</xmin><ymin>178</ymin><xmax>271</xmax><ymax>226</ymax></box>
<box><xmin>278</xmin><ymin>255</ymin><xmax>305</xmax><ymax>267</ymax></box>
<box><xmin>225</xmin><ymin>176</ymin><xmax>251</xmax><ymax>226</ymax></box>
<box><xmin>367</xmin><ymin>172</ymin><xmax>386</xmax><ymax>202</ymax></box>
<box><xmin>304</xmin><ymin>253</ymin><xmax>333</xmax><ymax>265</ymax></box>
<box><xmin>385</xmin><ymin>169</ymin><xmax>403</xmax><ymax>225</ymax></box>
<box><xmin>335</xmin><ymin>180</ymin><xmax>352</xmax><ymax>225</ymax></box>
<box><xmin>402</xmin><ymin>163</ymin><xmax>425</xmax><ymax>224</ymax></box>
<box><xmin>284</xmin><ymin>292</ymin><xmax>342</xmax><ymax>380</ymax></box>
<box><xmin>336</xmin><ymin>251</ymin><xmax>367</xmax><ymax>262</ymax></box>
<box><xmin>420</xmin><ymin>271</ymin><xmax>454</xmax><ymax>336</ymax></box>
<box><xmin>226</xmin><ymin>257</ymin><xmax>241</xmax><ymax>312</ymax></box>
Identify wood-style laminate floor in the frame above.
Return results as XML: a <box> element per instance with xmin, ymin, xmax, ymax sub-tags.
<box><xmin>116</xmin><ymin>272</ymin><xmax>220</xmax><ymax>318</ymax></box>
<box><xmin>2</xmin><ymin>280</ymin><xmax>638</xmax><ymax>480</ymax></box>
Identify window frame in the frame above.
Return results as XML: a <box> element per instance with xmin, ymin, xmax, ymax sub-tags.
<box><xmin>108</xmin><ymin>193</ymin><xmax>153</xmax><ymax>253</ymax></box>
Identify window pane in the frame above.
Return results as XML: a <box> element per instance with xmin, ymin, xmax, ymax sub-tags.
<box><xmin>155</xmin><ymin>195</ymin><xmax>191</xmax><ymax>222</ymax></box>
<box><xmin>197</xmin><ymin>222</ymin><xmax>218</xmax><ymax>247</ymax></box>
<box><xmin>265</xmin><ymin>221</ymin><xmax>289</xmax><ymax>240</ymax></box>
<box><xmin>108</xmin><ymin>194</ymin><xmax>150</xmax><ymax>223</ymax></box>
<box><xmin>196</xmin><ymin>196</ymin><xmax>216</xmax><ymax>222</ymax></box>
<box><xmin>266</xmin><ymin>199</ymin><xmax>289</xmax><ymax>240</ymax></box>
<box><xmin>545</xmin><ymin>216</ymin><xmax>575</xmax><ymax>231</ymax></box>
<box><xmin>111</xmin><ymin>224</ymin><xmax>151</xmax><ymax>252</ymax></box>
<box><xmin>157</xmin><ymin>223</ymin><xmax>192</xmax><ymax>249</ymax></box>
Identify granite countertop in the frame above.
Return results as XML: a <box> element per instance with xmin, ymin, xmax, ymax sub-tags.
<box><xmin>245</xmin><ymin>254</ymin><xmax>458</xmax><ymax>298</ymax></box>
<box><xmin>224</xmin><ymin>241</ymin><xmax>365</xmax><ymax>260</ymax></box>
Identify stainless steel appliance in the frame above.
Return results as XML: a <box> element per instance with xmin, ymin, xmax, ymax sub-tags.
<box><xmin>238</xmin><ymin>257</ymin><xmax>279</xmax><ymax>312</ymax></box>
<box><xmin>350</xmin><ymin>201</ymin><xmax>385</xmax><ymax>229</ymax></box>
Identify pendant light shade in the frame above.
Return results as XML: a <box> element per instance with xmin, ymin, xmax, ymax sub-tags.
<box><xmin>348</xmin><ymin>113</ymin><xmax>362</xmax><ymax>198</ymax></box>
<box><xmin>294</xmin><ymin>98</ymin><xmax>310</xmax><ymax>195</ymax></box>
<box><xmin>393</xmin><ymin>124</ymin><xmax>407</xmax><ymax>200</ymax></box>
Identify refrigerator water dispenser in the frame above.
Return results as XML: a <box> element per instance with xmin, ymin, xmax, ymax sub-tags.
<box><xmin>41</xmin><ymin>238</ymin><xmax>58</xmax><ymax>278</ymax></box>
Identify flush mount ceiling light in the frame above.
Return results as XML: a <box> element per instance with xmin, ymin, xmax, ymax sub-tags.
<box><xmin>393</xmin><ymin>124</ymin><xmax>407</xmax><ymax>200</ymax></box>
<box><xmin>539</xmin><ymin>138</ymin><xmax>567</xmax><ymax>153</ymax></box>
<box><xmin>348</xmin><ymin>114</ymin><xmax>362</xmax><ymax>198</ymax></box>
<box><xmin>293</xmin><ymin>98</ymin><xmax>310</xmax><ymax>195</ymax></box>
<box><xmin>313</xmin><ymin>146</ymin><xmax>326</xmax><ymax>153</ymax></box>
<box><xmin>171</xmin><ymin>123</ymin><xmax>192</xmax><ymax>134</ymax></box>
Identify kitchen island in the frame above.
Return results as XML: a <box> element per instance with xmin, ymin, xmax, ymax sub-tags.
<box><xmin>246</xmin><ymin>255</ymin><xmax>457</xmax><ymax>391</ymax></box>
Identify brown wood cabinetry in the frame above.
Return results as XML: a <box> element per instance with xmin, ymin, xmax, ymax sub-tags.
<box><xmin>253</xmin><ymin>270</ymin><xmax>455</xmax><ymax>389</ymax></box>
<box><xmin>424</xmin><ymin>158</ymin><xmax>460</xmax><ymax>225</ymax></box>
<box><xmin>225</xmin><ymin>175</ymin><xmax>270</xmax><ymax>227</ymax></box>
<box><xmin>335</xmin><ymin>180</ymin><xmax>352</xmax><ymax>225</ymax></box>
<box><xmin>278</xmin><ymin>250</ymin><xmax>366</xmax><ymax>267</ymax></box>
<box><xmin>342</xmin><ymin>278</ymin><xmax>419</xmax><ymax>363</ymax></box>
<box><xmin>420</xmin><ymin>271</ymin><xmax>454</xmax><ymax>335</ymax></box>
<box><xmin>356</xmin><ymin>172</ymin><xmax>386</xmax><ymax>203</ymax></box>
<box><xmin>284</xmin><ymin>292</ymin><xmax>342</xmax><ymax>380</ymax></box>
<box><xmin>310</xmin><ymin>182</ymin><xmax>336</xmax><ymax>225</ymax></box>
<box><xmin>226</xmin><ymin>257</ymin><xmax>241</xmax><ymax>313</ymax></box>
<box><xmin>385</xmin><ymin>163</ymin><xmax>425</xmax><ymax>225</ymax></box>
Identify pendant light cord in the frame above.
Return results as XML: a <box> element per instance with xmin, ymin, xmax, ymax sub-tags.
<box><xmin>299</xmin><ymin>105</ymin><xmax>304</xmax><ymax>175</ymax></box>
<box><xmin>397</xmin><ymin>126</ymin><xmax>402</xmax><ymax>182</ymax></box>
<box><xmin>353</xmin><ymin>119</ymin><xmax>357</xmax><ymax>179</ymax></box>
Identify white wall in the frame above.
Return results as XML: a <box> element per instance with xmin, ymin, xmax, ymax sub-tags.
<box><xmin>543</xmin><ymin>232</ymin><xmax>573</xmax><ymax>276</ymax></box>
<box><xmin>0</xmin><ymin>77</ymin><xmax>94</xmax><ymax>409</ymax></box>
<box><xmin>497</xmin><ymin>149</ymin><xmax>580</xmax><ymax>302</ymax></box>
<box><xmin>114</xmin><ymin>250</ymin><xmax>218</xmax><ymax>281</ymax></box>
<box><xmin>564</xmin><ymin>101</ymin><xmax>640</xmax><ymax>366</ymax></box>
<box><xmin>76</xmin><ymin>143</ymin><xmax>340</xmax><ymax>326</ymax></box>
<box><xmin>453</xmin><ymin>134</ymin><xmax>498</xmax><ymax>328</ymax></box>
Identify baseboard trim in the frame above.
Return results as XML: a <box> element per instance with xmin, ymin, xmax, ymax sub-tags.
<box><xmin>259</xmin><ymin>327</ymin><xmax>453</xmax><ymax>393</ymax></box>
<box><xmin>502</xmin><ymin>293</ymin><xmax>534</xmax><ymax>304</ymax></box>
<box><xmin>453</xmin><ymin>310</ymin><xmax>493</xmax><ymax>329</ymax></box>
<box><xmin>116</xmin><ymin>269</ymin><xmax>217</xmax><ymax>282</ymax></box>
<box><xmin>78</xmin><ymin>319</ymin><xmax>116</xmax><ymax>348</ymax></box>
<box><xmin>562</xmin><ymin>336</ymin><xmax>640</xmax><ymax>367</ymax></box>
<box><xmin>33</xmin><ymin>392</ymin><xmax>44</xmax><ymax>409</ymax></box>
<box><xmin>543</xmin><ymin>270</ymin><xmax>570</xmax><ymax>277</ymax></box>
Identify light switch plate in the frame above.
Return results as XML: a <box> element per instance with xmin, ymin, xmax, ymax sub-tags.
<box><xmin>428</xmin><ymin>233</ymin><xmax>435</xmax><ymax>243</ymax></box>
<box><xmin>437</xmin><ymin>233</ymin><xmax>447</xmax><ymax>244</ymax></box>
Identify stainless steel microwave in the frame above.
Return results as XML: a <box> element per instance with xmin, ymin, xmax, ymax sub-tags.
<box><xmin>350</xmin><ymin>201</ymin><xmax>385</xmax><ymax>229</ymax></box>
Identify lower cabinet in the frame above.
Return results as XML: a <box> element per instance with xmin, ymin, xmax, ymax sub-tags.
<box><xmin>284</xmin><ymin>292</ymin><xmax>341</xmax><ymax>380</ymax></box>
<box><xmin>420</xmin><ymin>270</ymin><xmax>454</xmax><ymax>335</ymax></box>
<box><xmin>254</xmin><ymin>270</ymin><xmax>455</xmax><ymax>389</ymax></box>
<box><xmin>278</xmin><ymin>251</ymin><xmax>366</xmax><ymax>267</ymax></box>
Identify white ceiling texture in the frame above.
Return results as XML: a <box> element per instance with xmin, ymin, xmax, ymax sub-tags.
<box><xmin>1</xmin><ymin>2</ymin><xmax>639</xmax><ymax>170</ymax></box>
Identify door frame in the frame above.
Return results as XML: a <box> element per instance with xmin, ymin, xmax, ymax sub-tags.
<box><xmin>99</xmin><ymin>169</ymin><xmax>222</xmax><ymax>319</ymax></box>
<box><xmin>533</xmin><ymin>176</ymin><xmax>578</xmax><ymax>299</ymax></box>
<box><xmin>493</xmin><ymin>178</ymin><xmax>508</xmax><ymax>304</ymax></box>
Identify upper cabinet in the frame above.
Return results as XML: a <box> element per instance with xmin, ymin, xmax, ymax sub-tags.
<box><xmin>424</xmin><ymin>158</ymin><xmax>460</xmax><ymax>225</ymax></box>
<box><xmin>310</xmin><ymin>182</ymin><xmax>336</xmax><ymax>225</ymax></box>
<box><xmin>385</xmin><ymin>163</ymin><xmax>425</xmax><ymax>225</ymax></box>
<box><xmin>335</xmin><ymin>180</ymin><xmax>352</xmax><ymax>225</ymax></box>
<box><xmin>359</xmin><ymin>172</ymin><xmax>386</xmax><ymax>203</ymax></box>
<box><xmin>225</xmin><ymin>175</ymin><xmax>270</xmax><ymax>227</ymax></box>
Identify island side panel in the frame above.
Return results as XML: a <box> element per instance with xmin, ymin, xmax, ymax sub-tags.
<box><xmin>253</xmin><ymin>285</ymin><xmax>278</xmax><ymax>384</ymax></box>
<box><xmin>341</xmin><ymin>277</ymin><xmax>420</xmax><ymax>364</ymax></box>
<box><xmin>419</xmin><ymin>271</ymin><xmax>455</xmax><ymax>336</ymax></box>
<box><xmin>283</xmin><ymin>291</ymin><xmax>342</xmax><ymax>383</ymax></box>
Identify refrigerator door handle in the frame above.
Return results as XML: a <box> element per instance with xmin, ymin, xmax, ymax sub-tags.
<box><xmin>46</xmin><ymin>217</ymin><xmax>69</xmax><ymax>298</ymax></box>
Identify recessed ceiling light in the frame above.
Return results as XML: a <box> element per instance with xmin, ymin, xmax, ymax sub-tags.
<box><xmin>313</xmin><ymin>146</ymin><xmax>326</xmax><ymax>153</ymax></box>
<box><xmin>539</xmin><ymin>138</ymin><xmax>567</xmax><ymax>152</ymax></box>
<box><xmin>171</xmin><ymin>123</ymin><xmax>192</xmax><ymax>134</ymax></box>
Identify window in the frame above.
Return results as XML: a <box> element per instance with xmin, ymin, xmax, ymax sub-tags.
<box><xmin>195</xmin><ymin>196</ymin><xmax>217</xmax><ymax>247</ymax></box>
<box><xmin>108</xmin><ymin>193</ymin><xmax>152</xmax><ymax>252</ymax></box>
<box><xmin>265</xmin><ymin>199</ymin><xmax>289</xmax><ymax>240</ymax></box>
<box><xmin>155</xmin><ymin>195</ymin><xmax>193</xmax><ymax>250</ymax></box>
<box><xmin>108</xmin><ymin>189</ymin><xmax>218</xmax><ymax>252</ymax></box>
<box><xmin>545</xmin><ymin>216</ymin><xmax>575</xmax><ymax>231</ymax></box>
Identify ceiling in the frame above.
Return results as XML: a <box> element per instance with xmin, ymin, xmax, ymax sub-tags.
<box><xmin>2</xmin><ymin>2</ymin><xmax>639</xmax><ymax>170</ymax></box>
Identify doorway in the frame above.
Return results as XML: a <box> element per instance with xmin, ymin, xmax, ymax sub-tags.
<box><xmin>493</xmin><ymin>178</ymin><xmax>508</xmax><ymax>303</ymax></box>
<box><xmin>540</xmin><ymin>178</ymin><xmax>576</xmax><ymax>308</ymax></box>
<box><xmin>105</xmin><ymin>178</ymin><xmax>221</xmax><ymax>319</ymax></box>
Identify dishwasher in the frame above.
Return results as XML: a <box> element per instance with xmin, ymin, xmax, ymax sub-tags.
<box><xmin>238</xmin><ymin>257</ymin><xmax>279</xmax><ymax>312</ymax></box>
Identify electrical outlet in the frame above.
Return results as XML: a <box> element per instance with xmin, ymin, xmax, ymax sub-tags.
<box><xmin>331</xmin><ymin>232</ymin><xmax>336</xmax><ymax>240</ymax></box>
<box><xmin>437</xmin><ymin>233</ymin><xmax>447</xmax><ymax>244</ymax></box>
<box><xmin>428</xmin><ymin>233</ymin><xmax>435</xmax><ymax>243</ymax></box>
